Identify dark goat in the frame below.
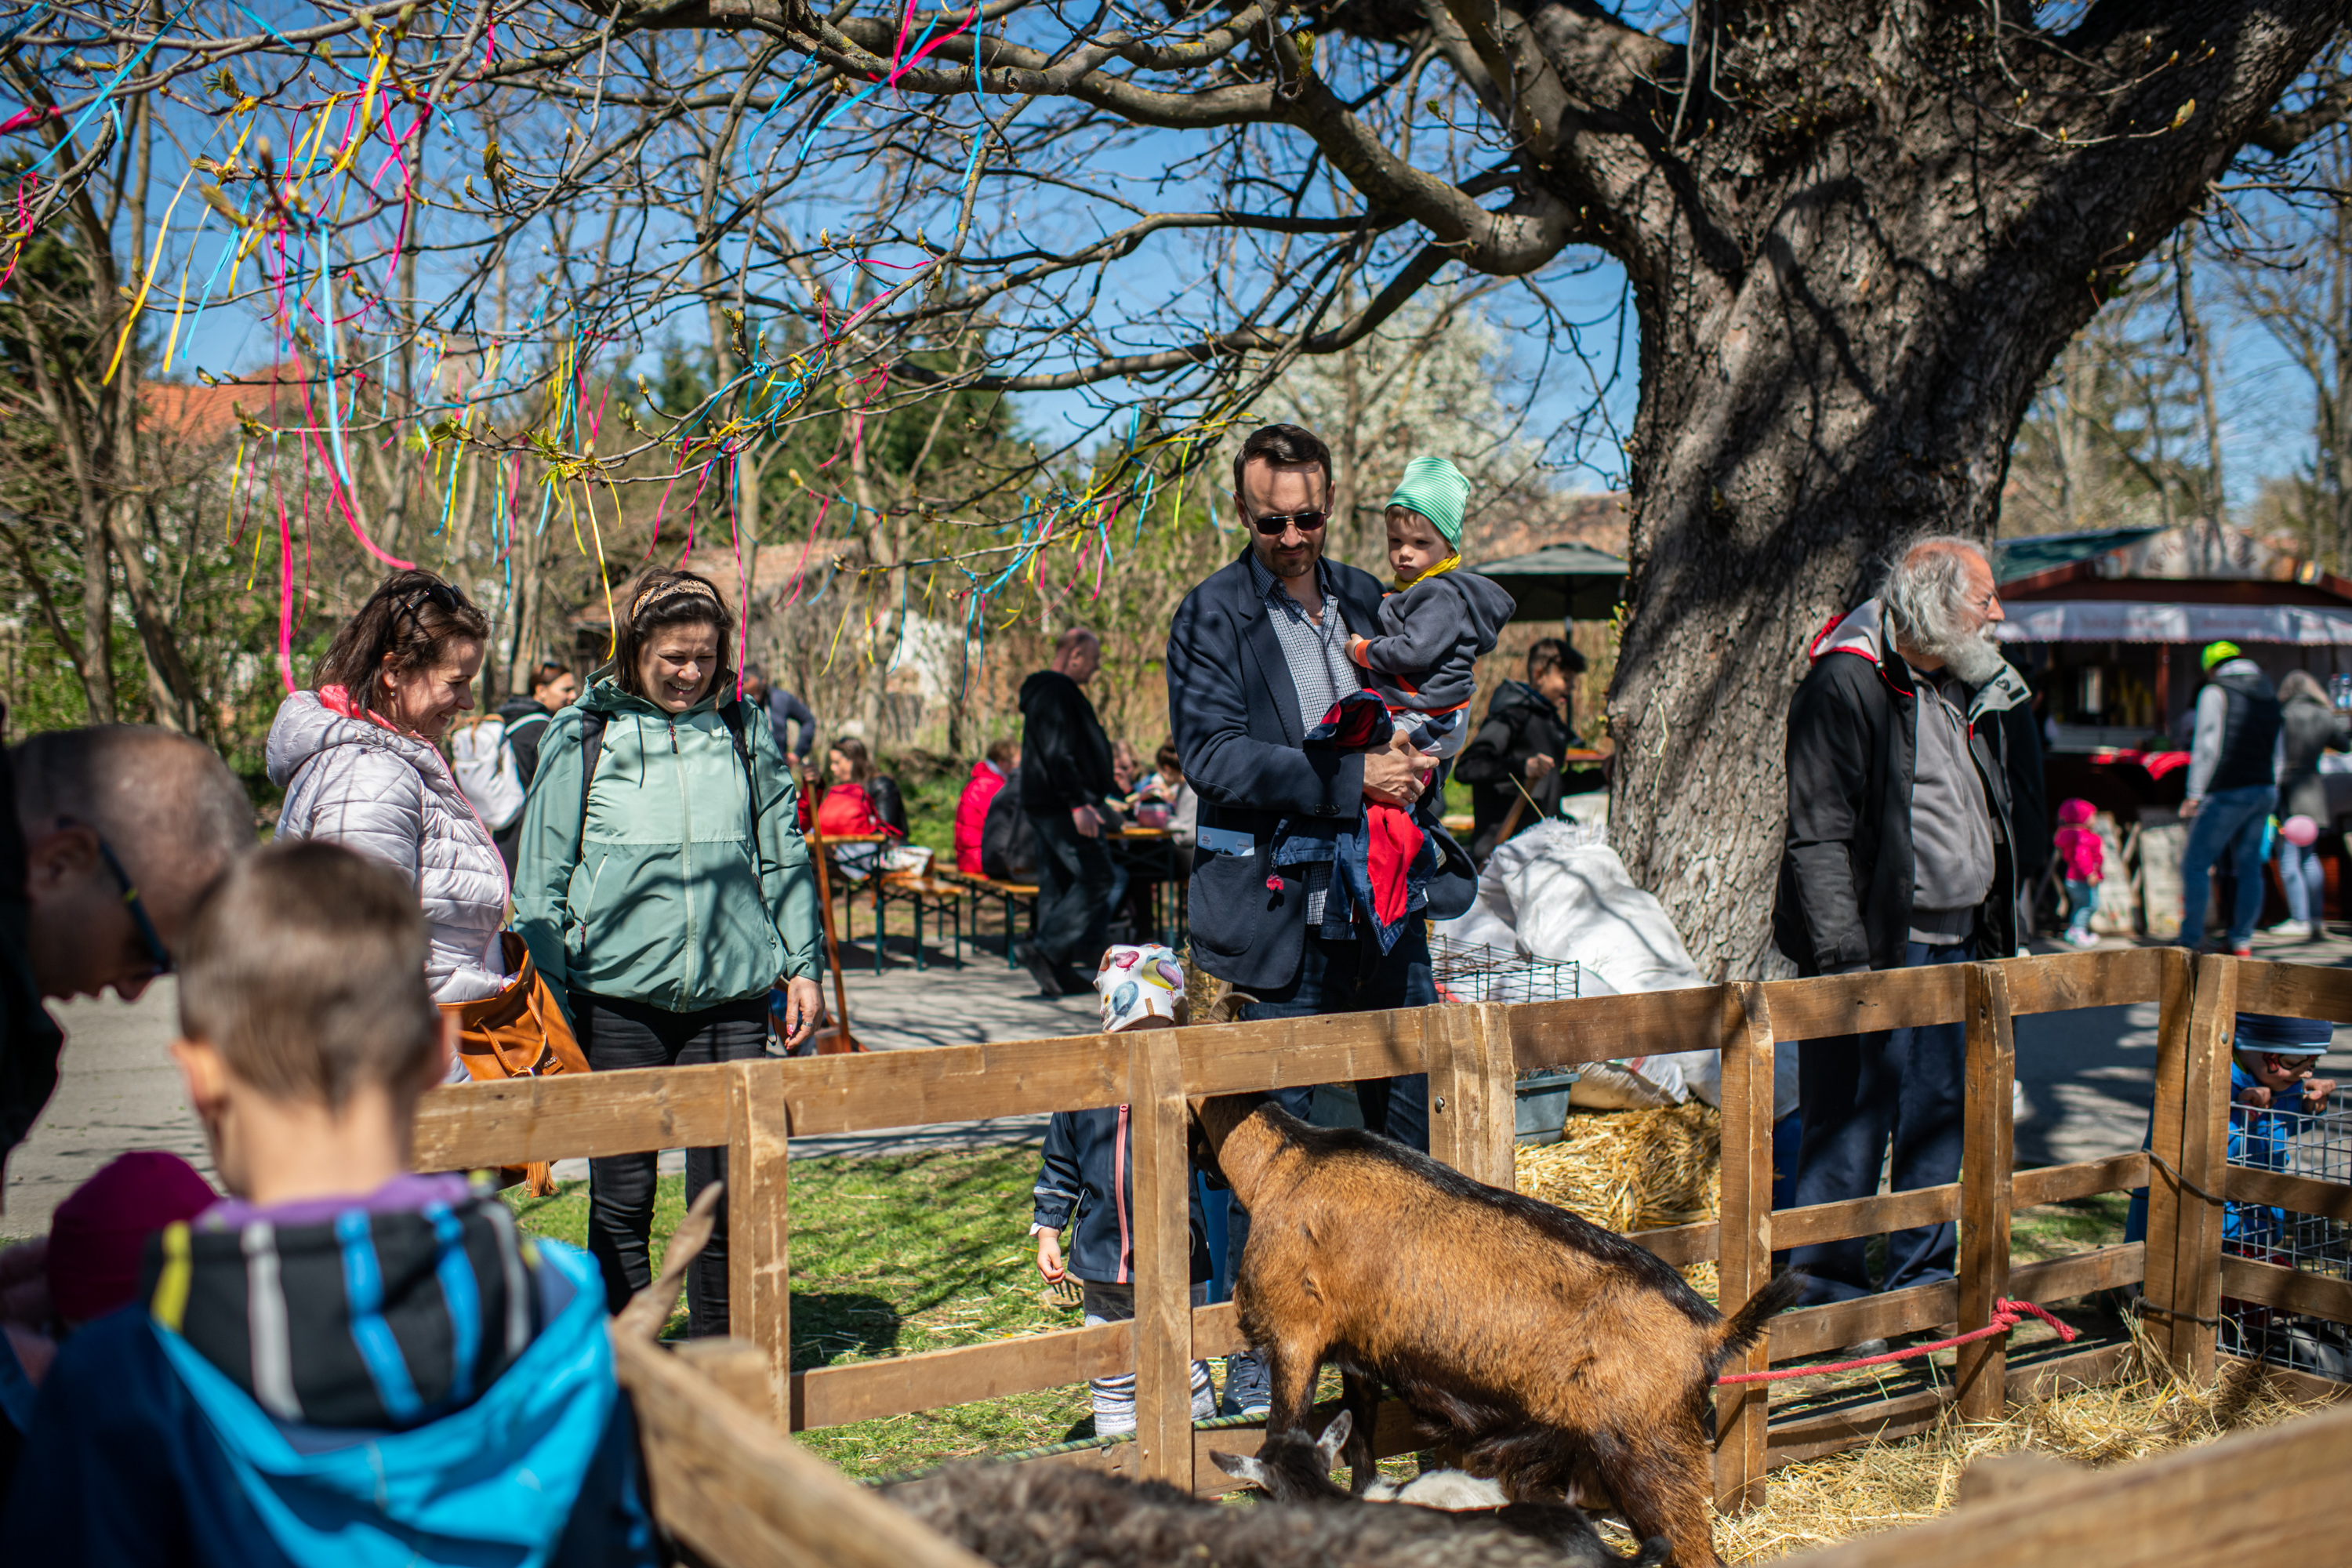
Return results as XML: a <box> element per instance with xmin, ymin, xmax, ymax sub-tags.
<box><xmin>884</xmin><ymin>1455</ymin><xmax>1645</xmax><ymax>1568</ymax></box>
<box><xmin>1192</xmin><ymin>1093</ymin><xmax>1803</xmax><ymax>1568</ymax></box>
<box><xmin>1211</xmin><ymin>1412</ymin><xmax>1668</xmax><ymax>1568</ymax></box>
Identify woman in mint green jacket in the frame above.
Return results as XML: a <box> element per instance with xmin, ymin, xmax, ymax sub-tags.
<box><xmin>514</xmin><ymin>568</ymin><xmax>825</xmax><ymax>1335</ymax></box>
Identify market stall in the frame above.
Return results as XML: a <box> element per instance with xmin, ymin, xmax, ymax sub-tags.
<box><xmin>1994</xmin><ymin>523</ymin><xmax>2352</xmax><ymax>931</ymax></box>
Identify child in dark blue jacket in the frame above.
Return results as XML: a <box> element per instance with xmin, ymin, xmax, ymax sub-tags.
<box><xmin>2224</xmin><ymin>1012</ymin><xmax>2338</xmax><ymax>1250</ymax></box>
<box><xmin>1031</xmin><ymin>943</ymin><xmax>1218</xmax><ymax>1435</ymax></box>
<box><xmin>0</xmin><ymin>841</ymin><xmax>655</xmax><ymax>1568</ymax></box>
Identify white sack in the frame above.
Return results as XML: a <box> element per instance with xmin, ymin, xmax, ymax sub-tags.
<box><xmin>1557</xmin><ymin>789</ymin><xmax>1610</xmax><ymax>826</ymax></box>
<box><xmin>1482</xmin><ymin>821</ymin><xmax>1800</xmax><ymax>1119</ymax></box>
<box><xmin>1503</xmin><ymin>823</ymin><xmax>1705</xmax><ymax>996</ymax></box>
<box><xmin>1431</xmin><ymin>872</ymin><xmax>1519</xmax><ymax>953</ymax></box>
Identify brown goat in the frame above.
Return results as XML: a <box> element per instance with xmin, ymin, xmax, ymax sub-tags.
<box><xmin>1192</xmin><ymin>1093</ymin><xmax>1800</xmax><ymax>1568</ymax></box>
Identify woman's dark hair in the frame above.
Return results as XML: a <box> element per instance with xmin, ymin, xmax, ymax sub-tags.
<box><xmin>1156</xmin><ymin>742</ymin><xmax>1181</xmax><ymax>776</ymax></box>
<box><xmin>530</xmin><ymin>659</ymin><xmax>572</xmax><ymax>691</ymax></box>
<box><xmin>314</xmin><ymin>570</ymin><xmax>489</xmax><ymax>717</ymax></box>
<box><xmin>829</xmin><ymin>736</ymin><xmax>874</xmax><ymax>786</ymax></box>
<box><xmin>612</xmin><ymin>568</ymin><xmax>733</xmax><ymax>702</ymax></box>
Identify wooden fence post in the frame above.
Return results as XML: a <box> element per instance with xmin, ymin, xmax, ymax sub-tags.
<box><xmin>2140</xmin><ymin>946</ymin><xmax>2195</xmax><ymax>1376</ymax></box>
<box><xmin>1475</xmin><ymin>1004</ymin><xmax>1517</xmax><ymax>1188</ymax></box>
<box><xmin>728</xmin><ymin>1058</ymin><xmax>793</xmax><ymax>1425</ymax></box>
<box><xmin>1713</xmin><ymin>981</ymin><xmax>1775</xmax><ymax>1513</ymax></box>
<box><xmin>2175</xmin><ymin>953</ymin><xmax>2238</xmax><ymax>1385</ymax></box>
<box><xmin>1428</xmin><ymin>1004</ymin><xmax>1517</xmax><ymax>1187</ymax></box>
<box><xmin>1955</xmin><ymin>964</ymin><xmax>2016</xmax><ymax>1422</ymax></box>
<box><xmin>1127</xmin><ymin>1029</ymin><xmax>1194</xmax><ymax>1486</ymax></box>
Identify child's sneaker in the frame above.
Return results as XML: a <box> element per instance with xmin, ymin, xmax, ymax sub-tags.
<box><xmin>2265</xmin><ymin>919</ymin><xmax>2314</xmax><ymax>940</ymax></box>
<box><xmin>2065</xmin><ymin>928</ymin><xmax>2100</xmax><ymax>949</ymax></box>
<box><xmin>1218</xmin><ymin>1352</ymin><xmax>1272</xmax><ymax>1418</ymax></box>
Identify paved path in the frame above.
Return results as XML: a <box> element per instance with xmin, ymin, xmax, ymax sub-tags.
<box><xmin>10</xmin><ymin>925</ymin><xmax>2352</xmax><ymax>1236</ymax></box>
<box><xmin>2</xmin><ymin>980</ymin><xmax>207</xmax><ymax>1237</ymax></box>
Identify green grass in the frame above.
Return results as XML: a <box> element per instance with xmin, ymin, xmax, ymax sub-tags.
<box><xmin>505</xmin><ymin>1142</ymin><xmax>1105</xmax><ymax>1477</ymax></box>
<box><xmin>2012</xmin><ymin>1191</ymin><xmax>2131</xmax><ymax>1264</ymax></box>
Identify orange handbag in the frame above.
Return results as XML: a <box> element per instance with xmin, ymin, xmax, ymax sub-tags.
<box><xmin>441</xmin><ymin>932</ymin><xmax>590</xmax><ymax>1197</ymax></box>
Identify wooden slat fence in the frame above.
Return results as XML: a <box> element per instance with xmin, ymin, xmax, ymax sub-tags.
<box><xmin>412</xmin><ymin>949</ymin><xmax>2352</xmax><ymax>1513</ymax></box>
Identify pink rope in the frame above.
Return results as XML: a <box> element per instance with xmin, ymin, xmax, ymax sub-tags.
<box><xmin>1717</xmin><ymin>1298</ymin><xmax>2077</xmax><ymax>1385</ymax></box>
<box><xmin>274</xmin><ymin>498</ymin><xmax>297</xmax><ymax>691</ymax></box>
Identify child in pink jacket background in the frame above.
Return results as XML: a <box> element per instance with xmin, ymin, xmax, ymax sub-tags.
<box><xmin>2053</xmin><ymin>797</ymin><xmax>2106</xmax><ymax>949</ymax></box>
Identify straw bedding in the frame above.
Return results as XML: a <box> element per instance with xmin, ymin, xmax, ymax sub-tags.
<box><xmin>1707</xmin><ymin>1330</ymin><xmax>2321</xmax><ymax>1562</ymax></box>
<box><xmin>1514</xmin><ymin>1101</ymin><xmax>1723</xmax><ymax>1296</ymax></box>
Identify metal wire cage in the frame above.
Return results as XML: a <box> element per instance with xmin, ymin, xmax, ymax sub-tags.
<box><xmin>2218</xmin><ymin>1091</ymin><xmax>2352</xmax><ymax>1380</ymax></box>
<box><xmin>1428</xmin><ymin>933</ymin><xmax>1581</xmax><ymax>1007</ymax></box>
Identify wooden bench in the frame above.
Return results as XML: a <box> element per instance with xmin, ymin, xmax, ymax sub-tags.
<box><xmin>934</xmin><ymin>866</ymin><xmax>1040</xmax><ymax>967</ymax></box>
<box><xmin>873</xmin><ymin>872</ymin><xmax>975</xmax><ymax>971</ymax></box>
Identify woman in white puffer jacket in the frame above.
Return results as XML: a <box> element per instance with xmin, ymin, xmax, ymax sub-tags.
<box><xmin>267</xmin><ymin>572</ymin><xmax>508</xmax><ymax>1069</ymax></box>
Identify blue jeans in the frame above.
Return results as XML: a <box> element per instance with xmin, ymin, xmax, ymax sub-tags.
<box><xmin>2065</xmin><ymin>877</ymin><xmax>2098</xmax><ymax>938</ymax></box>
<box><xmin>2179</xmin><ymin>783</ymin><xmax>2275</xmax><ymax>948</ymax></box>
<box><xmin>2279</xmin><ymin>837</ymin><xmax>2324</xmax><ymax>927</ymax></box>
<box><xmin>1224</xmin><ymin>927</ymin><xmax>1436</xmax><ymax>1290</ymax></box>
<box><xmin>1790</xmin><ymin>941</ymin><xmax>1973</xmax><ymax>1305</ymax></box>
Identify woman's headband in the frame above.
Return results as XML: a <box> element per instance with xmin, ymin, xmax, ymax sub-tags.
<box><xmin>629</xmin><ymin>575</ymin><xmax>724</xmax><ymax>622</ymax></box>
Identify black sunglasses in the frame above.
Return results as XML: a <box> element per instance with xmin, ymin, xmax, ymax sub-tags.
<box><xmin>60</xmin><ymin>819</ymin><xmax>172</xmax><ymax>978</ymax></box>
<box><xmin>1248</xmin><ymin>507</ymin><xmax>1329</xmax><ymax>536</ymax></box>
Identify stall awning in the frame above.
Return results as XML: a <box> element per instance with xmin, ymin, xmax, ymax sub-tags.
<box><xmin>1995</xmin><ymin>600</ymin><xmax>2352</xmax><ymax>646</ymax></box>
<box><xmin>1469</xmin><ymin>542</ymin><xmax>1627</xmax><ymax>622</ymax></box>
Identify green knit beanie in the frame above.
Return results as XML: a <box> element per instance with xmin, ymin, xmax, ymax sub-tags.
<box><xmin>1385</xmin><ymin>456</ymin><xmax>1471</xmax><ymax>550</ymax></box>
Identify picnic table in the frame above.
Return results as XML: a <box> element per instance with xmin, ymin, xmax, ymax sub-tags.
<box><xmin>1109</xmin><ymin>824</ymin><xmax>1187</xmax><ymax>949</ymax></box>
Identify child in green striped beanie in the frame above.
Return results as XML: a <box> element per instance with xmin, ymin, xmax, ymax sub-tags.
<box><xmin>1345</xmin><ymin>456</ymin><xmax>1517</xmax><ymax>760</ymax></box>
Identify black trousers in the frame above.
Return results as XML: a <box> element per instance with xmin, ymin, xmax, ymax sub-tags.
<box><xmin>575</xmin><ymin>992</ymin><xmax>769</xmax><ymax>1336</ymax></box>
<box><xmin>1027</xmin><ymin>808</ymin><xmax>1113</xmax><ymax>968</ymax></box>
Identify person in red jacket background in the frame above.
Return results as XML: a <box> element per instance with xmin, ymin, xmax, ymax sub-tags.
<box><xmin>815</xmin><ymin>737</ymin><xmax>906</xmax><ymax>882</ymax></box>
<box><xmin>955</xmin><ymin>738</ymin><xmax>1020</xmax><ymax>874</ymax></box>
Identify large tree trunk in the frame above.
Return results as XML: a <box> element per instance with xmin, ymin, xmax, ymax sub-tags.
<box><xmin>1581</xmin><ymin>6</ymin><xmax>2343</xmax><ymax>979</ymax></box>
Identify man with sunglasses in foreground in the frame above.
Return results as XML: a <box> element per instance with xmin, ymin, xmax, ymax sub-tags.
<box><xmin>1166</xmin><ymin>423</ymin><xmax>1445</xmax><ymax>1417</ymax></box>
<box><xmin>0</xmin><ymin>726</ymin><xmax>255</xmax><ymax>1194</ymax></box>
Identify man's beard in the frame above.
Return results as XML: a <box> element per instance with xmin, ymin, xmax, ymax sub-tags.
<box><xmin>1936</xmin><ymin>626</ymin><xmax>2009</xmax><ymax>687</ymax></box>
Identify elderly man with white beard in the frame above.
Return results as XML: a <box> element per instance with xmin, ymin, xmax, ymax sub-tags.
<box><xmin>1770</xmin><ymin>534</ymin><xmax>2035</xmax><ymax>1317</ymax></box>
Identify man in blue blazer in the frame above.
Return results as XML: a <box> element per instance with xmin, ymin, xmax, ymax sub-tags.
<box><xmin>1167</xmin><ymin>423</ymin><xmax>1440</xmax><ymax>1415</ymax></box>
